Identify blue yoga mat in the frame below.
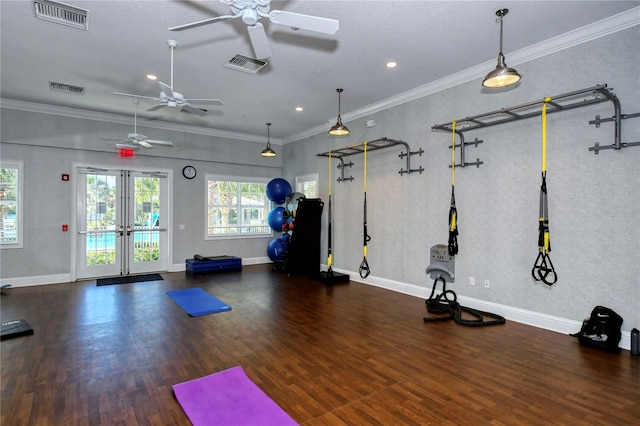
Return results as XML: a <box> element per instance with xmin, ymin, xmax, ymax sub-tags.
<box><xmin>167</xmin><ymin>288</ymin><xmax>232</xmax><ymax>317</ymax></box>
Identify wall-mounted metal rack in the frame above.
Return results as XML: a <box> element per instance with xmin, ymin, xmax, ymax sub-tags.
<box><xmin>431</xmin><ymin>84</ymin><xmax>640</xmax><ymax>166</ymax></box>
<box><xmin>317</xmin><ymin>137</ymin><xmax>424</xmax><ymax>183</ymax></box>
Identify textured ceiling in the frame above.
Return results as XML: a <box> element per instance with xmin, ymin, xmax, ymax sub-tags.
<box><xmin>1</xmin><ymin>1</ymin><xmax>638</xmax><ymax>142</ymax></box>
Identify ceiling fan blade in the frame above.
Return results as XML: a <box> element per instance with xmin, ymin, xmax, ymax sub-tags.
<box><xmin>158</xmin><ymin>81</ymin><xmax>175</xmax><ymax>99</ymax></box>
<box><xmin>111</xmin><ymin>92</ymin><xmax>159</xmax><ymax>102</ymax></box>
<box><xmin>115</xmin><ymin>143</ymin><xmax>139</xmax><ymax>150</ymax></box>
<box><xmin>144</xmin><ymin>139</ymin><xmax>174</xmax><ymax>146</ymax></box>
<box><xmin>185</xmin><ymin>98</ymin><xmax>224</xmax><ymax>105</ymax></box>
<box><xmin>137</xmin><ymin>140</ymin><xmax>154</xmax><ymax>149</ymax></box>
<box><xmin>268</xmin><ymin>10</ymin><xmax>339</xmax><ymax>34</ymax></box>
<box><xmin>146</xmin><ymin>104</ymin><xmax>166</xmax><ymax>112</ymax></box>
<box><xmin>181</xmin><ymin>104</ymin><xmax>208</xmax><ymax>116</ymax></box>
<box><xmin>169</xmin><ymin>14</ymin><xmax>237</xmax><ymax>31</ymax></box>
<box><xmin>100</xmin><ymin>137</ymin><xmax>125</xmax><ymax>142</ymax></box>
<box><xmin>247</xmin><ymin>23</ymin><xmax>272</xmax><ymax>59</ymax></box>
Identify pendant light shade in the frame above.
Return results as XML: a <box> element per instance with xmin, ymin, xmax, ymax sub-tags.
<box><xmin>261</xmin><ymin>122</ymin><xmax>276</xmax><ymax>157</ymax></box>
<box><xmin>329</xmin><ymin>88</ymin><xmax>350</xmax><ymax>136</ymax></box>
<box><xmin>482</xmin><ymin>9</ymin><xmax>521</xmax><ymax>88</ymax></box>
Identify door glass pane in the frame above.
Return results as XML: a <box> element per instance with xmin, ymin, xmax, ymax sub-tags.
<box><xmin>85</xmin><ymin>174</ymin><xmax>117</xmax><ymax>266</ymax></box>
<box><xmin>133</xmin><ymin>176</ymin><xmax>160</xmax><ymax>263</ymax></box>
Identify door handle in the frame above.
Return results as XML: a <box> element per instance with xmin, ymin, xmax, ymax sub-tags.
<box><xmin>118</xmin><ymin>225</ymin><xmax>124</xmax><ymax>236</ymax></box>
<box><xmin>126</xmin><ymin>225</ymin><xmax>132</xmax><ymax>236</ymax></box>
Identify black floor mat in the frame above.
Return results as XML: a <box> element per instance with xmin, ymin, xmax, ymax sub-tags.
<box><xmin>97</xmin><ymin>273</ymin><xmax>163</xmax><ymax>286</ymax></box>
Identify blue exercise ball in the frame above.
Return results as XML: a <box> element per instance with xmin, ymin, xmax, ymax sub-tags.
<box><xmin>267</xmin><ymin>207</ymin><xmax>287</xmax><ymax>231</ymax></box>
<box><xmin>267</xmin><ymin>237</ymin><xmax>287</xmax><ymax>261</ymax></box>
<box><xmin>266</xmin><ymin>178</ymin><xmax>292</xmax><ymax>204</ymax></box>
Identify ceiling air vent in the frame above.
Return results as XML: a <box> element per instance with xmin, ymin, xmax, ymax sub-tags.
<box><xmin>34</xmin><ymin>0</ymin><xmax>89</xmax><ymax>30</ymax></box>
<box><xmin>224</xmin><ymin>54</ymin><xmax>268</xmax><ymax>75</ymax></box>
<box><xmin>49</xmin><ymin>81</ymin><xmax>85</xmax><ymax>95</ymax></box>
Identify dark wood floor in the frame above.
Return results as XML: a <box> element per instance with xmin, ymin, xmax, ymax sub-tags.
<box><xmin>1</xmin><ymin>264</ymin><xmax>638</xmax><ymax>425</ymax></box>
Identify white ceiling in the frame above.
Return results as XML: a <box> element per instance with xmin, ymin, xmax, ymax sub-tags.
<box><xmin>1</xmin><ymin>1</ymin><xmax>638</xmax><ymax>143</ymax></box>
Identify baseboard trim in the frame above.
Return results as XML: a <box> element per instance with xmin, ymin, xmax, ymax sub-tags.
<box><xmin>331</xmin><ymin>266</ymin><xmax>632</xmax><ymax>351</ymax></box>
<box><xmin>0</xmin><ymin>273</ymin><xmax>73</xmax><ymax>288</ymax></box>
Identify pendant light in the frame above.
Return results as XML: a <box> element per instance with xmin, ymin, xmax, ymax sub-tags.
<box><xmin>261</xmin><ymin>122</ymin><xmax>276</xmax><ymax>157</ymax></box>
<box><xmin>329</xmin><ymin>88</ymin><xmax>350</xmax><ymax>136</ymax></box>
<box><xmin>482</xmin><ymin>8</ymin><xmax>521</xmax><ymax>88</ymax></box>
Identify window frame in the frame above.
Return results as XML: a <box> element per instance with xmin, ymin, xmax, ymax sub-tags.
<box><xmin>0</xmin><ymin>160</ymin><xmax>24</xmax><ymax>249</ymax></box>
<box><xmin>205</xmin><ymin>174</ymin><xmax>272</xmax><ymax>240</ymax></box>
<box><xmin>295</xmin><ymin>173</ymin><xmax>319</xmax><ymax>198</ymax></box>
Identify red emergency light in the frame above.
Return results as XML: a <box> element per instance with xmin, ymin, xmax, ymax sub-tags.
<box><xmin>119</xmin><ymin>148</ymin><xmax>135</xmax><ymax>158</ymax></box>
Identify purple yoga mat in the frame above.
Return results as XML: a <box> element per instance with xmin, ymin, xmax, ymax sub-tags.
<box><xmin>173</xmin><ymin>366</ymin><xmax>298</xmax><ymax>426</ymax></box>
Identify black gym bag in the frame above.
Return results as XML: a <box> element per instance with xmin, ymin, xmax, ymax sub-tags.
<box><xmin>573</xmin><ymin>306</ymin><xmax>623</xmax><ymax>353</ymax></box>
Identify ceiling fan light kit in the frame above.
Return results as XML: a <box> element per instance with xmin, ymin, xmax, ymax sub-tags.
<box><xmin>261</xmin><ymin>122</ymin><xmax>277</xmax><ymax>157</ymax></box>
<box><xmin>482</xmin><ymin>8</ymin><xmax>522</xmax><ymax>88</ymax></box>
<box><xmin>329</xmin><ymin>88</ymin><xmax>350</xmax><ymax>136</ymax></box>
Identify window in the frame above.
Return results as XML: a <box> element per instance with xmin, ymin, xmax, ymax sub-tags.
<box><xmin>206</xmin><ymin>176</ymin><xmax>271</xmax><ymax>238</ymax></box>
<box><xmin>296</xmin><ymin>173</ymin><xmax>318</xmax><ymax>198</ymax></box>
<box><xmin>0</xmin><ymin>161</ymin><xmax>23</xmax><ymax>248</ymax></box>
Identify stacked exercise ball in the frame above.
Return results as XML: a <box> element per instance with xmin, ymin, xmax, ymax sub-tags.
<box><xmin>266</xmin><ymin>178</ymin><xmax>292</xmax><ymax>204</ymax></box>
<box><xmin>266</xmin><ymin>178</ymin><xmax>293</xmax><ymax>262</ymax></box>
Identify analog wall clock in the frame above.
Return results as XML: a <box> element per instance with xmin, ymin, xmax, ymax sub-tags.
<box><xmin>182</xmin><ymin>165</ymin><xmax>196</xmax><ymax>179</ymax></box>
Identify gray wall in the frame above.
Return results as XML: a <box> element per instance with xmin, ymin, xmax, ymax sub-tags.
<box><xmin>282</xmin><ymin>27</ymin><xmax>640</xmax><ymax>331</ymax></box>
<box><xmin>0</xmin><ymin>110</ymin><xmax>282</xmax><ymax>278</ymax></box>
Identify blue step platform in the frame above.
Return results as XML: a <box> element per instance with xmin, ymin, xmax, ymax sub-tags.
<box><xmin>186</xmin><ymin>255</ymin><xmax>242</xmax><ymax>275</ymax></box>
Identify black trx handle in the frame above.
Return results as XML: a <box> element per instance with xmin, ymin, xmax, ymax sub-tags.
<box><xmin>359</xmin><ymin>258</ymin><xmax>370</xmax><ymax>279</ymax></box>
<box><xmin>532</xmin><ymin>251</ymin><xmax>557</xmax><ymax>285</ymax></box>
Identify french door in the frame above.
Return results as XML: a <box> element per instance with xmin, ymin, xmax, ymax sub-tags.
<box><xmin>76</xmin><ymin>168</ymin><xmax>169</xmax><ymax>280</ymax></box>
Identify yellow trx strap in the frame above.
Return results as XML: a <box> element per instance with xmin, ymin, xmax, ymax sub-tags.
<box><xmin>448</xmin><ymin>121</ymin><xmax>459</xmax><ymax>256</ymax></box>
<box><xmin>450</xmin><ymin>121</ymin><xmax>457</xmax><ymax>233</ymax></box>
<box><xmin>532</xmin><ymin>97</ymin><xmax>557</xmax><ymax>286</ymax></box>
<box><xmin>363</xmin><ymin>142</ymin><xmax>368</xmax><ymax>259</ymax></box>
<box><xmin>359</xmin><ymin>142</ymin><xmax>371</xmax><ymax>278</ymax></box>
<box><xmin>542</xmin><ymin>98</ymin><xmax>549</xmax><ymax>174</ymax></box>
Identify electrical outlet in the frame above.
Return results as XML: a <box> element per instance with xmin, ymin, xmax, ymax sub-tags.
<box><xmin>484</xmin><ymin>279</ymin><xmax>490</xmax><ymax>289</ymax></box>
<box><xmin>469</xmin><ymin>277</ymin><xmax>475</xmax><ymax>286</ymax></box>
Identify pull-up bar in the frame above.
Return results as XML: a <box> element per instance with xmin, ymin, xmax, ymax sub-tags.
<box><xmin>432</xmin><ymin>84</ymin><xmax>639</xmax><ymax>162</ymax></box>
<box><xmin>317</xmin><ymin>137</ymin><xmax>424</xmax><ymax>182</ymax></box>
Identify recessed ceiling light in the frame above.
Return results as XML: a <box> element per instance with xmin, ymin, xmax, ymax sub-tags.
<box><xmin>386</xmin><ymin>61</ymin><xmax>397</xmax><ymax>68</ymax></box>
<box><xmin>146</xmin><ymin>74</ymin><xmax>157</xmax><ymax>80</ymax></box>
<box><xmin>295</xmin><ymin>106</ymin><xmax>303</xmax><ymax>112</ymax></box>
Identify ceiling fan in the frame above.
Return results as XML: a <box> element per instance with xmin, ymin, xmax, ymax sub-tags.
<box><xmin>102</xmin><ymin>98</ymin><xmax>174</xmax><ymax>149</ymax></box>
<box><xmin>169</xmin><ymin>0</ymin><xmax>339</xmax><ymax>59</ymax></box>
<box><xmin>112</xmin><ymin>40</ymin><xmax>223</xmax><ymax>116</ymax></box>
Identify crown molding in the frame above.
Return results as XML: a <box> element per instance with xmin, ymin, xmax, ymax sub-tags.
<box><xmin>283</xmin><ymin>6</ymin><xmax>639</xmax><ymax>144</ymax></box>
<box><xmin>0</xmin><ymin>98</ymin><xmax>283</xmax><ymax>145</ymax></box>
